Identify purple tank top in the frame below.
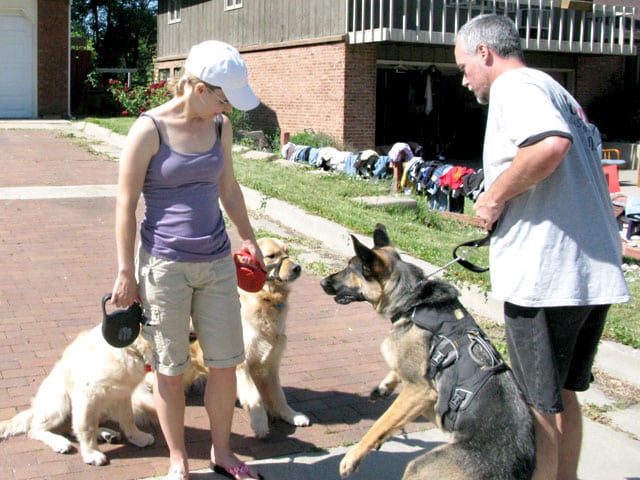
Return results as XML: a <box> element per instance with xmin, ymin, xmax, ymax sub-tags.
<box><xmin>139</xmin><ymin>113</ymin><xmax>230</xmax><ymax>262</ymax></box>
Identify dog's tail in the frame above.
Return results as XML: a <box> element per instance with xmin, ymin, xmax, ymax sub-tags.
<box><xmin>0</xmin><ymin>408</ymin><xmax>33</xmax><ymax>439</ymax></box>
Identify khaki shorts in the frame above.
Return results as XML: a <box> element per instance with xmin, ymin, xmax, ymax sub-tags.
<box><xmin>138</xmin><ymin>247</ymin><xmax>245</xmax><ymax>376</ymax></box>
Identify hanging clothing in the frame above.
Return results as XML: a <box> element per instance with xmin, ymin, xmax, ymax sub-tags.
<box><xmin>425</xmin><ymin>74</ymin><xmax>433</xmax><ymax>116</ymax></box>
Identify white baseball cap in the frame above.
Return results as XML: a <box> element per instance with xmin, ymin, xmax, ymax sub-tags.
<box><xmin>184</xmin><ymin>40</ymin><xmax>259</xmax><ymax>111</ymax></box>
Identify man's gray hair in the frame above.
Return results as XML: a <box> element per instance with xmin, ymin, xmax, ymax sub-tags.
<box><xmin>456</xmin><ymin>14</ymin><xmax>524</xmax><ymax>61</ymax></box>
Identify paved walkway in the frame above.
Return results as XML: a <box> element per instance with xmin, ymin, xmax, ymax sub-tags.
<box><xmin>0</xmin><ymin>121</ymin><xmax>638</xmax><ymax>480</ymax></box>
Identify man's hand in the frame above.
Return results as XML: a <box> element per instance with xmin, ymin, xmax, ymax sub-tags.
<box><xmin>473</xmin><ymin>191</ymin><xmax>503</xmax><ymax>231</ymax></box>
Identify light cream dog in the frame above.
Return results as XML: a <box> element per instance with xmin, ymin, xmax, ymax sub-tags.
<box><xmin>0</xmin><ymin>325</ymin><xmax>155</xmax><ymax>465</ymax></box>
<box><xmin>188</xmin><ymin>237</ymin><xmax>311</xmax><ymax>438</ymax></box>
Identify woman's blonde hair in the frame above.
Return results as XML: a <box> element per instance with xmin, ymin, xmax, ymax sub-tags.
<box><xmin>168</xmin><ymin>70</ymin><xmax>203</xmax><ymax>96</ymax></box>
<box><xmin>168</xmin><ymin>69</ymin><xmax>222</xmax><ymax>98</ymax></box>
<box><xmin>167</xmin><ymin>70</ymin><xmax>194</xmax><ymax>96</ymax></box>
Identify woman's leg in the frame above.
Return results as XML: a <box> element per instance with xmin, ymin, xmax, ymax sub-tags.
<box><xmin>154</xmin><ymin>372</ymin><xmax>189</xmax><ymax>479</ymax></box>
<box><xmin>206</xmin><ymin>366</ymin><xmax>260</xmax><ymax>479</ymax></box>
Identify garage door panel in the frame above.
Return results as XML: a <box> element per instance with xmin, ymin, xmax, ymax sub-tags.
<box><xmin>0</xmin><ymin>14</ymin><xmax>35</xmax><ymax>118</ymax></box>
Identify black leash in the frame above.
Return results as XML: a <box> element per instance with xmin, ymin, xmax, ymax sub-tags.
<box><xmin>452</xmin><ymin>231</ymin><xmax>491</xmax><ymax>273</ymax></box>
<box><xmin>425</xmin><ymin>231</ymin><xmax>491</xmax><ymax>278</ymax></box>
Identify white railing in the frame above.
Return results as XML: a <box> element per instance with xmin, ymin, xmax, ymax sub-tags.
<box><xmin>346</xmin><ymin>0</ymin><xmax>637</xmax><ymax>55</ymax></box>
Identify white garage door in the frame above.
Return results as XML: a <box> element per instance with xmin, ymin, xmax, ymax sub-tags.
<box><xmin>0</xmin><ymin>14</ymin><xmax>35</xmax><ymax>118</ymax></box>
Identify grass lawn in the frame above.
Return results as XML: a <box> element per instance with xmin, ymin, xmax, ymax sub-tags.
<box><xmin>80</xmin><ymin>117</ymin><xmax>639</xmax><ymax>349</ymax></box>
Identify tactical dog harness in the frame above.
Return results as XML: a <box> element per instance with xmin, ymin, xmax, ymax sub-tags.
<box><xmin>395</xmin><ymin>300</ymin><xmax>507</xmax><ymax>431</ymax></box>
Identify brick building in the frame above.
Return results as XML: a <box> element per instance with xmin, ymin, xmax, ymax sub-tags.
<box><xmin>153</xmin><ymin>1</ymin><xmax>638</xmax><ymax>158</ymax></box>
<box><xmin>0</xmin><ymin>0</ymin><xmax>71</xmax><ymax>119</ymax></box>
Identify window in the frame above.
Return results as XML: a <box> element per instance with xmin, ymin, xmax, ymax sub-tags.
<box><xmin>224</xmin><ymin>0</ymin><xmax>243</xmax><ymax>11</ymax></box>
<box><xmin>168</xmin><ymin>0</ymin><xmax>181</xmax><ymax>23</ymax></box>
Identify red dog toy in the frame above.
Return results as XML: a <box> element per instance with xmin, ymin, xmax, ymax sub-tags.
<box><xmin>233</xmin><ymin>249</ymin><xmax>266</xmax><ymax>293</ymax></box>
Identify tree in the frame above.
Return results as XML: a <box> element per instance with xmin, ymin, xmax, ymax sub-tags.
<box><xmin>72</xmin><ymin>1</ymin><xmax>157</xmax><ymax>82</ymax></box>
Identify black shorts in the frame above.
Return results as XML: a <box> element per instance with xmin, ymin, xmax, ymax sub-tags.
<box><xmin>504</xmin><ymin>302</ymin><xmax>609</xmax><ymax>414</ymax></box>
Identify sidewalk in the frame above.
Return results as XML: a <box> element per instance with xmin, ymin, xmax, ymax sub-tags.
<box><xmin>0</xmin><ymin>120</ymin><xmax>638</xmax><ymax>480</ymax></box>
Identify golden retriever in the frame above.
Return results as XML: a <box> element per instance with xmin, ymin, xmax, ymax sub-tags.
<box><xmin>0</xmin><ymin>325</ymin><xmax>155</xmax><ymax>465</ymax></box>
<box><xmin>187</xmin><ymin>237</ymin><xmax>311</xmax><ymax>438</ymax></box>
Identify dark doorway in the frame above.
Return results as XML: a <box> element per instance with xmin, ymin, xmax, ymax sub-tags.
<box><xmin>375</xmin><ymin>65</ymin><xmax>486</xmax><ymax>164</ymax></box>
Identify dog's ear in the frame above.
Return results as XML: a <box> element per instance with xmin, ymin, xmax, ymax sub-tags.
<box><xmin>373</xmin><ymin>224</ymin><xmax>391</xmax><ymax>248</ymax></box>
<box><xmin>352</xmin><ymin>235</ymin><xmax>376</xmax><ymax>266</ymax></box>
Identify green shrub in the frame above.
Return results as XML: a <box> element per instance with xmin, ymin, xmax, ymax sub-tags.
<box><xmin>290</xmin><ymin>131</ymin><xmax>336</xmax><ymax>148</ymax></box>
<box><xmin>107</xmin><ymin>79</ymin><xmax>171</xmax><ymax>117</ymax></box>
<box><xmin>228</xmin><ymin>109</ymin><xmax>251</xmax><ymax>134</ymax></box>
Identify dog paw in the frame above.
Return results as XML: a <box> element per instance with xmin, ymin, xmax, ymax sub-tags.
<box><xmin>128</xmin><ymin>430</ymin><xmax>154</xmax><ymax>447</ymax></box>
<box><xmin>247</xmin><ymin>406</ymin><xmax>269</xmax><ymax>439</ymax></box>
<box><xmin>369</xmin><ymin>386</ymin><xmax>389</xmax><ymax>401</ymax></box>
<box><xmin>291</xmin><ymin>412</ymin><xmax>310</xmax><ymax>427</ymax></box>
<box><xmin>49</xmin><ymin>437</ymin><xmax>74</xmax><ymax>454</ymax></box>
<box><xmin>82</xmin><ymin>449</ymin><xmax>108</xmax><ymax>466</ymax></box>
<box><xmin>369</xmin><ymin>382</ymin><xmax>396</xmax><ymax>401</ymax></box>
<box><xmin>370</xmin><ymin>372</ymin><xmax>399</xmax><ymax>401</ymax></box>
<box><xmin>339</xmin><ymin>450</ymin><xmax>361</xmax><ymax>478</ymax></box>
<box><xmin>252</xmin><ymin>423</ymin><xmax>270</xmax><ymax>439</ymax></box>
<box><xmin>97</xmin><ymin>427</ymin><xmax>121</xmax><ymax>444</ymax></box>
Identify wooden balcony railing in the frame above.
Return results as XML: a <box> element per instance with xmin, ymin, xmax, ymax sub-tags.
<box><xmin>346</xmin><ymin>0</ymin><xmax>637</xmax><ymax>55</ymax></box>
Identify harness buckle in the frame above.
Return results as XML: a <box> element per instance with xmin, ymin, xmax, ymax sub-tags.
<box><xmin>430</xmin><ymin>350</ymin><xmax>447</xmax><ymax>367</ymax></box>
<box><xmin>449</xmin><ymin>388</ymin><xmax>471</xmax><ymax>411</ymax></box>
<box><xmin>428</xmin><ymin>336</ymin><xmax>459</xmax><ymax>379</ymax></box>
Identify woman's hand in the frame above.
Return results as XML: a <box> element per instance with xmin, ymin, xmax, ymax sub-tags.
<box><xmin>239</xmin><ymin>239</ymin><xmax>266</xmax><ymax>272</ymax></box>
<box><xmin>111</xmin><ymin>271</ymin><xmax>141</xmax><ymax>308</ymax></box>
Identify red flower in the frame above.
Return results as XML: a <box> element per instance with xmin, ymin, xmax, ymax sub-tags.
<box><xmin>122</xmin><ymin>110</ymin><xmax>129</xmax><ymax>116</ymax></box>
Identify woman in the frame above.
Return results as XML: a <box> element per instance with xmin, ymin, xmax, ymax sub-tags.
<box><xmin>111</xmin><ymin>40</ymin><xmax>265</xmax><ymax>480</ymax></box>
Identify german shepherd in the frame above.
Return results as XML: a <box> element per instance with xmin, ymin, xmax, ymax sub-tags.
<box><xmin>320</xmin><ymin>224</ymin><xmax>535</xmax><ymax>480</ymax></box>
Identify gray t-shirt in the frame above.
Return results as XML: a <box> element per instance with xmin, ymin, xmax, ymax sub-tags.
<box><xmin>483</xmin><ymin>68</ymin><xmax>629</xmax><ymax>307</ymax></box>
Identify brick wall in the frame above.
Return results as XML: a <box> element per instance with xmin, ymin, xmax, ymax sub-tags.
<box><xmin>38</xmin><ymin>0</ymin><xmax>70</xmax><ymax>118</ymax></box>
<box><xmin>242</xmin><ymin>41</ymin><xmax>377</xmax><ymax>150</ymax></box>
<box><xmin>344</xmin><ymin>44</ymin><xmax>377</xmax><ymax>150</ymax></box>
<box><xmin>575</xmin><ymin>55</ymin><xmax>624</xmax><ymax>109</ymax></box>
<box><xmin>577</xmin><ymin>54</ymin><xmax>638</xmax><ymax>141</ymax></box>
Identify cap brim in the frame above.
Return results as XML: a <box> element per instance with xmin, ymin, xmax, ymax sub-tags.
<box><xmin>224</xmin><ymin>84</ymin><xmax>260</xmax><ymax>111</ymax></box>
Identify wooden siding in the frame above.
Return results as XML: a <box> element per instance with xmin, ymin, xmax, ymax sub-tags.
<box><xmin>158</xmin><ymin>0</ymin><xmax>636</xmax><ymax>62</ymax></box>
<box><xmin>157</xmin><ymin>0</ymin><xmax>346</xmax><ymax>60</ymax></box>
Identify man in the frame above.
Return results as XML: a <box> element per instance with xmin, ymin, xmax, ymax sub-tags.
<box><xmin>454</xmin><ymin>14</ymin><xmax>630</xmax><ymax>480</ymax></box>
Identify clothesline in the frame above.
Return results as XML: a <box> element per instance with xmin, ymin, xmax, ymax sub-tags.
<box><xmin>280</xmin><ymin>141</ymin><xmax>484</xmax><ymax>213</ymax></box>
